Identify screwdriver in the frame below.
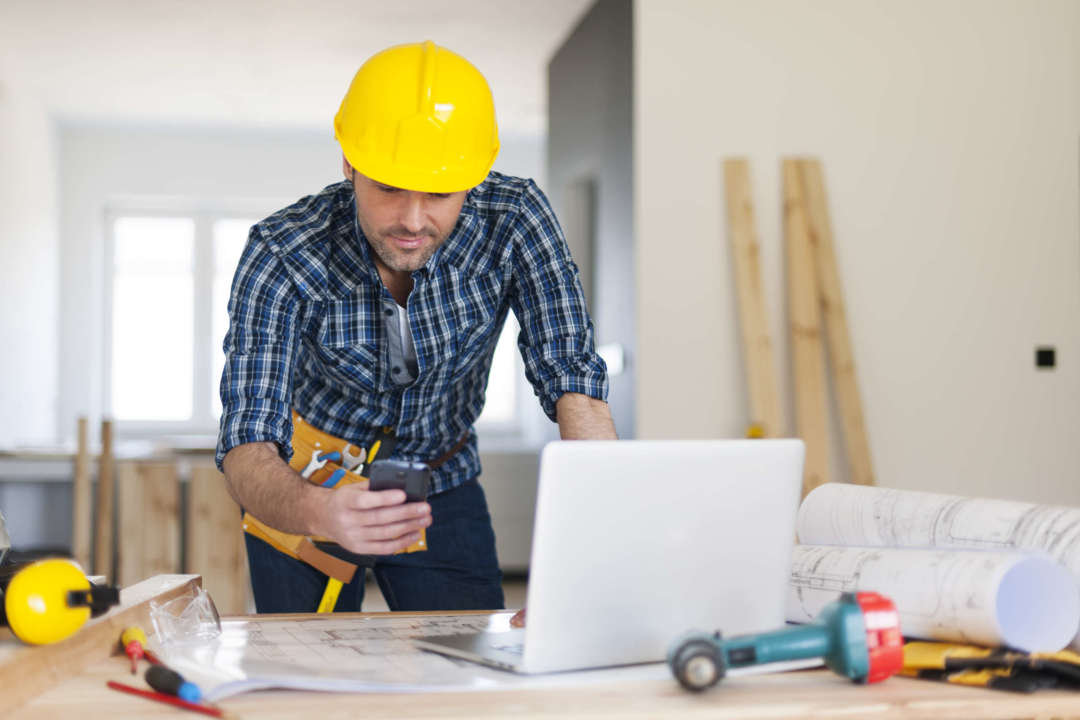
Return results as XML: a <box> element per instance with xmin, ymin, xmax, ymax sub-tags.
<box><xmin>120</xmin><ymin>626</ymin><xmax>147</xmax><ymax>674</ymax></box>
<box><xmin>145</xmin><ymin>664</ymin><xmax>203</xmax><ymax>703</ymax></box>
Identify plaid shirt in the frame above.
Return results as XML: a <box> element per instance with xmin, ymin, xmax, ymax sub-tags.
<box><xmin>216</xmin><ymin>173</ymin><xmax>608</xmax><ymax>493</ymax></box>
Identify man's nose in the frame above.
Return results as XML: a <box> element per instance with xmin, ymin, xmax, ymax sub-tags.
<box><xmin>400</xmin><ymin>193</ymin><xmax>426</xmax><ymax>234</ymax></box>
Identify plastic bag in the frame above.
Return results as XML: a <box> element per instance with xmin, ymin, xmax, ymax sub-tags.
<box><xmin>149</xmin><ymin>585</ymin><xmax>222</xmax><ymax>645</ymax></box>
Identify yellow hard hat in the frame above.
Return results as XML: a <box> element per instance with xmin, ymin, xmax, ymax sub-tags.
<box><xmin>334</xmin><ymin>40</ymin><xmax>500</xmax><ymax>193</ymax></box>
<box><xmin>4</xmin><ymin>559</ymin><xmax>91</xmax><ymax>645</ymax></box>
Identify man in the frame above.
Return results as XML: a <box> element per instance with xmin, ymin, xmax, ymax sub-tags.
<box><xmin>216</xmin><ymin>41</ymin><xmax>615</xmax><ymax>614</ymax></box>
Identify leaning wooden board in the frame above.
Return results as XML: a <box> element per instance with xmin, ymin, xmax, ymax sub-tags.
<box><xmin>798</xmin><ymin>158</ymin><xmax>876</xmax><ymax>487</ymax></box>
<box><xmin>783</xmin><ymin>158</ymin><xmax>831</xmax><ymax>496</ymax></box>
<box><xmin>0</xmin><ymin>574</ymin><xmax>200</xmax><ymax>714</ymax></box>
<box><xmin>723</xmin><ymin>158</ymin><xmax>784</xmax><ymax>439</ymax></box>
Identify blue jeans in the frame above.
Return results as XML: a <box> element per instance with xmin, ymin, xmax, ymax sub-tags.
<box><xmin>245</xmin><ymin>479</ymin><xmax>505</xmax><ymax>613</ymax></box>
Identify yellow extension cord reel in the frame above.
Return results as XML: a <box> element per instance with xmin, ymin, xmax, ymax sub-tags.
<box><xmin>1</xmin><ymin>558</ymin><xmax>121</xmax><ymax>645</ymax></box>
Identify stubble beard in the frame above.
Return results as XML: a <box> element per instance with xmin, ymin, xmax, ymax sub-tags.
<box><xmin>362</xmin><ymin>223</ymin><xmax>446</xmax><ymax>274</ymax></box>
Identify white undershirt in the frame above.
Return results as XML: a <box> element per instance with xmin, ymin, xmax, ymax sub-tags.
<box><xmin>397</xmin><ymin>304</ymin><xmax>418</xmax><ymax>375</ymax></box>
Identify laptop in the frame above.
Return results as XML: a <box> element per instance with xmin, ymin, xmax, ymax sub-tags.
<box><xmin>415</xmin><ymin>439</ymin><xmax>805</xmax><ymax>674</ymax></box>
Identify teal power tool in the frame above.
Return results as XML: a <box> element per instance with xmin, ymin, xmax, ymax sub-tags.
<box><xmin>667</xmin><ymin>591</ymin><xmax>904</xmax><ymax>691</ymax></box>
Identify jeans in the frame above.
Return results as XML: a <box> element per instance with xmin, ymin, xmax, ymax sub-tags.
<box><xmin>245</xmin><ymin>479</ymin><xmax>505</xmax><ymax>613</ymax></box>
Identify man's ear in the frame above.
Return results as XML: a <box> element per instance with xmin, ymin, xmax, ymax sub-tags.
<box><xmin>342</xmin><ymin>154</ymin><xmax>354</xmax><ymax>182</ymax></box>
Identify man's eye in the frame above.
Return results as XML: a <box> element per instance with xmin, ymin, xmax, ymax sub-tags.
<box><xmin>428</xmin><ymin>193</ymin><xmax>451</xmax><ymax>200</ymax></box>
<box><xmin>378</xmin><ymin>185</ymin><xmax>401</xmax><ymax>194</ymax></box>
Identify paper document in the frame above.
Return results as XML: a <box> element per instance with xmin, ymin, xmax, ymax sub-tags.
<box><xmin>796</xmin><ymin>483</ymin><xmax>1080</xmax><ymax>650</ymax></box>
<box><xmin>788</xmin><ymin>545</ymin><xmax>1076</xmax><ymax>651</ymax></box>
<box><xmin>790</xmin><ymin>487</ymin><xmax>1080</xmax><ymax>651</ymax></box>
<box><xmin>159</xmin><ymin>613</ymin><xmax>667</xmax><ymax>700</ymax></box>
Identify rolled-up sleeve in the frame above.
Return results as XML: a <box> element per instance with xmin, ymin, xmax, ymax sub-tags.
<box><xmin>509</xmin><ymin>181</ymin><xmax>609</xmax><ymax>422</ymax></box>
<box><xmin>215</xmin><ymin>229</ymin><xmax>301</xmax><ymax>470</ymax></box>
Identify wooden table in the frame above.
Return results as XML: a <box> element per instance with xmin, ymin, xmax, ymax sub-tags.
<box><xmin>10</xmin><ymin>612</ymin><xmax>1080</xmax><ymax>719</ymax></box>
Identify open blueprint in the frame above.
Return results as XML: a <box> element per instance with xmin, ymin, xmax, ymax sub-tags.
<box><xmin>789</xmin><ymin>484</ymin><xmax>1080</xmax><ymax>652</ymax></box>
<box><xmin>156</xmin><ymin>612</ymin><xmax>677</xmax><ymax>700</ymax></box>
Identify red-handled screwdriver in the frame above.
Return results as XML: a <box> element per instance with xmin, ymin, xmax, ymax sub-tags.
<box><xmin>120</xmin><ymin>626</ymin><xmax>148</xmax><ymax>674</ymax></box>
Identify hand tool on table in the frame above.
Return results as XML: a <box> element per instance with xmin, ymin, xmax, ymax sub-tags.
<box><xmin>903</xmin><ymin>641</ymin><xmax>1080</xmax><ymax>692</ymax></box>
<box><xmin>120</xmin><ymin>626</ymin><xmax>148</xmax><ymax>674</ymax></box>
<box><xmin>146</xmin><ymin>664</ymin><xmax>203</xmax><ymax>703</ymax></box>
<box><xmin>668</xmin><ymin>591</ymin><xmax>903</xmax><ymax>691</ymax></box>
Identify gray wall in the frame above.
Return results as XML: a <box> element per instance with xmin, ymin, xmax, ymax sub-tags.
<box><xmin>547</xmin><ymin>0</ymin><xmax>635</xmax><ymax>438</ymax></box>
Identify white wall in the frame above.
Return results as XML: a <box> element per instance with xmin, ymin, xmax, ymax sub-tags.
<box><xmin>635</xmin><ymin>0</ymin><xmax>1080</xmax><ymax>504</ymax></box>
<box><xmin>0</xmin><ymin>90</ymin><xmax>59</xmax><ymax>447</ymax></box>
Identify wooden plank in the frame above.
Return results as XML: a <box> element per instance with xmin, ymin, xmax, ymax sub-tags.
<box><xmin>0</xmin><ymin>574</ymin><xmax>201</xmax><ymax>716</ymax></box>
<box><xmin>799</xmin><ymin>158</ymin><xmax>876</xmax><ymax>487</ymax></box>
<box><xmin>187</xmin><ymin>464</ymin><xmax>250</xmax><ymax>615</ymax></box>
<box><xmin>783</xmin><ymin>159</ymin><xmax>831</xmax><ymax>496</ymax></box>
<box><xmin>116</xmin><ymin>462</ymin><xmax>180</xmax><ymax>587</ymax></box>
<box><xmin>71</xmin><ymin>417</ymin><xmax>92</xmax><ymax>569</ymax></box>
<box><xmin>93</xmin><ymin>418</ymin><xmax>114</xmax><ymax>578</ymax></box>
<box><xmin>723</xmin><ymin>158</ymin><xmax>784</xmax><ymax>438</ymax></box>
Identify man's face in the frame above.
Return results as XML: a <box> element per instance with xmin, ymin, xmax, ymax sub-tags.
<box><xmin>345</xmin><ymin>159</ymin><xmax>467</xmax><ymax>274</ymax></box>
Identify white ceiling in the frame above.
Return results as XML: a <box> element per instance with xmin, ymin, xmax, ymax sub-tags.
<box><xmin>0</xmin><ymin>0</ymin><xmax>593</xmax><ymax>135</ymax></box>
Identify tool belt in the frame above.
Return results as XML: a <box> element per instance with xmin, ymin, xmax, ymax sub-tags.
<box><xmin>241</xmin><ymin>412</ymin><xmax>468</xmax><ymax>585</ymax></box>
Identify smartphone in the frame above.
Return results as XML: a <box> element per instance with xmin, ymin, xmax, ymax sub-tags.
<box><xmin>367</xmin><ymin>459</ymin><xmax>432</xmax><ymax>503</ymax></box>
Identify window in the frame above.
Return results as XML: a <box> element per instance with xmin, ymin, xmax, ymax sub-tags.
<box><xmin>105</xmin><ymin>209</ymin><xmax>523</xmax><ymax>434</ymax></box>
<box><xmin>106</xmin><ymin>210</ymin><xmax>257</xmax><ymax>431</ymax></box>
<box><xmin>109</xmin><ymin>217</ymin><xmax>196</xmax><ymax>421</ymax></box>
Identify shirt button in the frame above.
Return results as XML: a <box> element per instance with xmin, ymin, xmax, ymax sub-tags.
<box><xmin>392</xmin><ymin>366</ymin><xmax>401</xmax><ymax>374</ymax></box>
<box><xmin>384</xmin><ymin>308</ymin><xmax>393</xmax><ymax>316</ymax></box>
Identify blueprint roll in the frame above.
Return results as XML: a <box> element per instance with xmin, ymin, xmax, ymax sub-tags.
<box><xmin>796</xmin><ymin>483</ymin><xmax>1080</xmax><ymax>650</ymax></box>
<box><xmin>786</xmin><ymin>545</ymin><xmax>1079</xmax><ymax>652</ymax></box>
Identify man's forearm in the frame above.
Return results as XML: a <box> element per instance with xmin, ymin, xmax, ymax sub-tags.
<box><xmin>222</xmin><ymin>442</ymin><xmax>327</xmax><ymax>535</ymax></box>
<box><xmin>555</xmin><ymin>392</ymin><xmax>617</xmax><ymax>440</ymax></box>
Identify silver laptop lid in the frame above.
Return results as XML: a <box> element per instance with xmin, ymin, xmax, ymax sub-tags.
<box><xmin>521</xmin><ymin>440</ymin><xmax>804</xmax><ymax>673</ymax></box>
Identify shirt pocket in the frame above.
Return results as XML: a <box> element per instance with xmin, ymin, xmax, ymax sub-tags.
<box><xmin>445</xmin><ymin>266</ymin><xmax>505</xmax><ymax>379</ymax></box>
<box><xmin>317</xmin><ymin>294</ymin><xmax>380</xmax><ymax>392</ymax></box>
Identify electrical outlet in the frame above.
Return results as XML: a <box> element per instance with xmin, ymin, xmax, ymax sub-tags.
<box><xmin>1035</xmin><ymin>346</ymin><xmax>1056</xmax><ymax>370</ymax></box>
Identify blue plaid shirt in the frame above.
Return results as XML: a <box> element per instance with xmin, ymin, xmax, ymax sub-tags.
<box><xmin>216</xmin><ymin>172</ymin><xmax>608</xmax><ymax>493</ymax></box>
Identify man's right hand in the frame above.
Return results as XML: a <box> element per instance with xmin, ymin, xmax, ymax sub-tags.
<box><xmin>223</xmin><ymin>441</ymin><xmax>431</xmax><ymax>555</ymax></box>
<box><xmin>314</xmin><ymin>483</ymin><xmax>431</xmax><ymax>555</ymax></box>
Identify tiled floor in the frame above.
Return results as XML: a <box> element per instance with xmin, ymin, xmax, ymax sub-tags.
<box><xmin>361</xmin><ymin>574</ymin><xmax>527</xmax><ymax>613</ymax></box>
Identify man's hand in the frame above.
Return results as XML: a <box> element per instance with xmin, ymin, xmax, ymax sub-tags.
<box><xmin>314</xmin><ymin>483</ymin><xmax>431</xmax><ymax>555</ymax></box>
<box><xmin>222</xmin><ymin>441</ymin><xmax>431</xmax><ymax>554</ymax></box>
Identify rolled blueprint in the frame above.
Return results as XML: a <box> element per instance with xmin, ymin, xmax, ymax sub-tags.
<box><xmin>797</xmin><ymin>483</ymin><xmax>1080</xmax><ymax>649</ymax></box>
<box><xmin>787</xmin><ymin>545</ymin><xmax>1079</xmax><ymax>652</ymax></box>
